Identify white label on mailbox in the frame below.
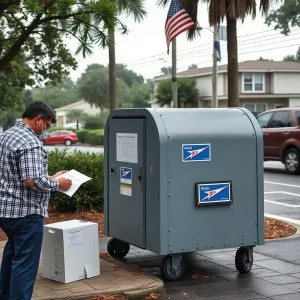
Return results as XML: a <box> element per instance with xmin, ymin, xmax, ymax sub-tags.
<box><xmin>117</xmin><ymin>133</ymin><xmax>138</xmax><ymax>164</ymax></box>
<box><xmin>67</xmin><ymin>229</ymin><xmax>84</xmax><ymax>248</ymax></box>
<box><xmin>120</xmin><ymin>185</ymin><xmax>132</xmax><ymax>196</ymax></box>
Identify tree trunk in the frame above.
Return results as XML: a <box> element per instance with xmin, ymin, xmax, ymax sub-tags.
<box><xmin>109</xmin><ymin>32</ymin><xmax>117</xmax><ymax>111</ymax></box>
<box><xmin>76</xmin><ymin>118</ymin><xmax>79</xmax><ymax>130</ymax></box>
<box><xmin>226</xmin><ymin>16</ymin><xmax>239</xmax><ymax>107</ymax></box>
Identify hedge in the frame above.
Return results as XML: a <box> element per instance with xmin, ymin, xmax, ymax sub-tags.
<box><xmin>48</xmin><ymin>149</ymin><xmax>104</xmax><ymax>212</ymax></box>
<box><xmin>86</xmin><ymin>129</ymin><xmax>104</xmax><ymax>145</ymax></box>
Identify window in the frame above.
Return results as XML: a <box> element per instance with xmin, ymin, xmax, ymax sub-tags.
<box><xmin>296</xmin><ymin>111</ymin><xmax>300</xmax><ymax>126</ymax></box>
<box><xmin>243</xmin><ymin>74</ymin><xmax>264</xmax><ymax>92</ymax></box>
<box><xmin>269</xmin><ymin>111</ymin><xmax>291</xmax><ymax>128</ymax></box>
<box><xmin>257</xmin><ymin>112</ymin><xmax>272</xmax><ymax>128</ymax></box>
<box><xmin>49</xmin><ymin>131</ymin><xmax>60</xmax><ymax>136</ymax></box>
<box><xmin>244</xmin><ymin>103</ymin><xmax>267</xmax><ymax>115</ymax></box>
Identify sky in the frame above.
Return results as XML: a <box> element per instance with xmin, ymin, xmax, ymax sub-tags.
<box><xmin>65</xmin><ymin>1</ymin><xmax>300</xmax><ymax>83</ymax></box>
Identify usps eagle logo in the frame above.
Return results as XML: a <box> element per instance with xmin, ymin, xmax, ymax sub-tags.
<box><xmin>197</xmin><ymin>182</ymin><xmax>231</xmax><ymax>205</ymax></box>
<box><xmin>121</xmin><ymin>170</ymin><xmax>131</xmax><ymax>177</ymax></box>
<box><xmin>182</xmin><ymin>144</ymin><xmax>211</xmax><ymax>162</ymax></box>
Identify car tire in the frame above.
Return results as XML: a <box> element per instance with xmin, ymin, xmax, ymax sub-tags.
<box><xmin>64</xmin><ymin>139</ymin><xmax>72</xmax><ymax>146</ymax></box>
<box><xmin>284</xmin><ymin>148</ymin><xmax>300</xmax><ymax>175</ymax></box>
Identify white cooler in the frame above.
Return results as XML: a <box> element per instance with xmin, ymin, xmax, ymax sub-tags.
<box><xmin>42</xmin><ymin>220</ymin><xmax>100</xmax><ymax>283</ymax></box>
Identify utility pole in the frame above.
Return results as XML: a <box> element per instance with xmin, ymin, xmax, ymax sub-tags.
<box><xmin>212</xmin><ymin>25</ymin><xmax>218</xmax><ymax>108</ymax></box>
<box><xmin>172</xmin><ymin>38</ymin><xmax>178</xmax><ymax>108</ymax></box>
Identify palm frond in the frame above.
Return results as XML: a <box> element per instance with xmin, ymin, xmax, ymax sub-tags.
<box><xmin>115</xmin><ymin>0</ymin><xmax>147</xmax><ymax>22</ymax></box>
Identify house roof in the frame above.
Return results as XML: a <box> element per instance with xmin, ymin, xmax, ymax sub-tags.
<box><xmin>55</xmin><ymin>100</ymin><xmax>85</xmax><ymax>111</ymax></box>
<box><xmin>154</xmin><ymin>60</ymin><xmax>300</xmax><ymax>81</ymax></box>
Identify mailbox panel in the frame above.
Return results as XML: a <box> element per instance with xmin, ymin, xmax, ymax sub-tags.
<box><xmin>107</xmin><ymin>118</ymin><xmax>146</xmax><ymax>248</ymax></box>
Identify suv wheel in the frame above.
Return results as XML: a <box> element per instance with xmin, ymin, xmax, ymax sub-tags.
<box><xmin>284</xmin><ymin>148</ymin><xmax>300</xmax><ymax>175</ymax></box>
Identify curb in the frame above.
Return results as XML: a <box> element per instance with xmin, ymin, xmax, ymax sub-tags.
<box><xmin>125</xmin><ymin>281</ymin><xmax>164</xmax><ymax>300</ymax></box>
<box><xmin>264</xmin><ymin>214</ymin><xmax>300</xmax><ymax>241</ymax></box>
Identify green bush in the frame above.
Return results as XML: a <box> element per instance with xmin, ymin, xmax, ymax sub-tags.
<box><xmin>76</xmin><ymin>129</ymin><xmax>90</xmax><ymax>143</ymax></box>
<box><xmin>86</xmin><ymin>129</ymin><xmax>104</xmax><ymax>145</ymax></box>
<box><xmin>84</xmin><ymin>112</ymin><xmax>109</xmax><ymax>129</ymax></box>
<box><xmin>48</xmin><ymin>149</ymin><xmax>104</xmax><ymax>212</ymax></box>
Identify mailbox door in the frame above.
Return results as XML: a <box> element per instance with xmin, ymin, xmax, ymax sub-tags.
<box><xmin>108</xmin><ymin>118</ymin><xmax>145</xmax><ymax>248</ymax></box>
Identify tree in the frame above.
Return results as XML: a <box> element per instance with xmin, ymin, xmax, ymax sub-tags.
<box><xmin>265</xmin><ymin>0</ymin><xmax>300</xmax><ymax>35</ymax></box>
<box><xmin>0</xmin><ymin>0</ymin><xmax>119</xmax><ymax>110</ymax></box>
<box><xmin>109</xmin><ymin>1</ymin><xmax>146</xmax><ymax>111</ymax></box>
<box><xmin>161</xmin><ymin>66</ymin><xmax>172</xmax><ymax>75</ymax></box>
<box><xmin>31</xmin><ymin>77</ymin><xmax>80</xmax><ymax>109</ymax></box>
<box><xmin>188</xmin><ymin>64</ymin><xmax>198</xmax><ymax>69</ymax></box>
<box><xmin>129</xmin><ymin>80</ymin><xmax>153</xmax><ymax>108</ymax></box>
<box><xmin>158</xmin><ymin>0</ymin><xmax>284</xmax><ymax>107</ymax></box>
<box><xmin>77</xmin><ymin>64</ymin><xmax>129</xmax><ymax>110</ymax></box>
<box><xmin>0</xmin><ymin>108</ymin><xmax>22</xmax><ymax>131</ymax></box>
<box><xmin>67</xmin><ymin>110</ymin><xmax>87</xmax><ymax>130</ymax></box>
<box><xmin>283</xmin><ymin>47</ymin><xmax>300</xmax><ymax>62</ymax></box>
<box><xmin>257</xmin><ymin>57</ymin><xmax>274</xmax><ymax>61</ymax></box>
<box><xmin>156</xmin><ymin>78</ymin><xmax>199</xmax><ymax>108</ymax></box>
<box><xmin>116</xmin><ymin>63</ymin><xmax>144</xmax><ymax>87</ymax></box>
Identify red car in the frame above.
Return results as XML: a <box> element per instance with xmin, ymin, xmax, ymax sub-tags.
<box><xmin>41</xmin><ymin>130</ymin><xmax>78</xmax><ymax>146</ymax></box>
<box><xmin>257</xmin><ymin>108</ymin><xmax>300</xmax><ymax>174</ymax></box>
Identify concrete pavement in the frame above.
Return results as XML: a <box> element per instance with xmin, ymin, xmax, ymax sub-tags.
<box><xmin>0</xmin><ymin>241</ymin><xmax>163</xmax><ymax>300</ymax></box>
<box><xmin>1</xmin><ymin>220</ymin><xmax>300</xmax><ymax>299</ymax></box>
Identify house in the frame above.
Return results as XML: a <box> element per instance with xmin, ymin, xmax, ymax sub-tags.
<box><xmin>153</xmin><ymin>60</ymin><xmax>300</xmax><ymax>114</ymax></box>
<box><xmin>55</xmin><ymin>100</ymin><xmax>101</xmax><ymax>127</ymax></box>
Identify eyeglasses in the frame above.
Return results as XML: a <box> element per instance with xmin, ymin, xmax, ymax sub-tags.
<box><xmin>42</xmin><ymin>117</ymin><xmax>51</xmax><ymax>130</ymax></box>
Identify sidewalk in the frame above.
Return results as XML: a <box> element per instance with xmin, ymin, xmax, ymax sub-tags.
<box><xmin>0</xmin><ymin>241</ymin><xmax>164</xmax><ymax>300</ymax></box>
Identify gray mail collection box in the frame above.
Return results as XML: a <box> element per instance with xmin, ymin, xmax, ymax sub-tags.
<box><xmin>104</xmin><ymin>108</ymin><xmax>264</xmax><ymax>280</ymax></box>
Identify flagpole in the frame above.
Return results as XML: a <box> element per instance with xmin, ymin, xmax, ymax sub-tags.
<box><xmin>172</xmin><ymin>38</ymin><xmax>178</xmax><ymax>108</ymax></box>
<box><xmin>212</xmin><ymin>25</ymin><xmax>218</xmax><ymax>108</ymax></box>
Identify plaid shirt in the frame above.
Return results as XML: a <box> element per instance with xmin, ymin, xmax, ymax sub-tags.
<box><xmin>0</xmin><ymin>122</ymin><xmax>59</xmax><ymax>218</ymax></box>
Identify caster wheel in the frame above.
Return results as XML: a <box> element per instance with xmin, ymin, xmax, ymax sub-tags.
<box><xmin>235</xmin><ymin>247</ymin><xmax>253</xmax><ymax>273</ymax></box>
<box><xmin>160</xmin><ymin>255</ymin><xmax>186</xmax><ymax>281</ymax></box>
<box><xmin>107</xmin><ymin>238</ymin><xmax>130</xmax><ymax>259</ymax></box>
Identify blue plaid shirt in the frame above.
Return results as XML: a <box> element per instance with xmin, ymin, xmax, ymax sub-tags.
<box><xmin>0</xmin><ymin>122</ymin><xmax>59</xmax><ymax>218</ymax></box>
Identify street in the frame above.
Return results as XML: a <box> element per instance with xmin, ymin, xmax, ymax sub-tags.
<box><xmin>264</xmin><ymin>161</ymin><xmax>300</xmax><ymax>224</ymax></box>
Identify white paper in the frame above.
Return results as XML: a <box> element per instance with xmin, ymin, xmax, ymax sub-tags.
<box><xmin>67</xmin><ymin>229</ymin><xmax>84</xmax><ymax>248</ymax></box>
<box><xmin>117</xmin><ymin>133</ymin><xmax>138</xmax><ymax>163</ymax></box>
<box><xmin>56</xmin><ymin>169</ymin><xmax>92</xmax><ymax>197</ymax></box>
<box><xmin>120</xmin><ymin>185</ymin><xmax>132</xmax><ymax>196</ymax></box>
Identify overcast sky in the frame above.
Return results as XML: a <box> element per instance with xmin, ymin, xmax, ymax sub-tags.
<box><xmin>66</xmin><ymin>1</ymin><xmax>299</xmax><ymax>83</ymax></box>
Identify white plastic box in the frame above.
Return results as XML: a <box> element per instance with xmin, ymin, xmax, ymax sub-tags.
<box><xmin>42</xmin><ymin>220</ymin><xmax>100</xmax><ymax>283</ymax></box>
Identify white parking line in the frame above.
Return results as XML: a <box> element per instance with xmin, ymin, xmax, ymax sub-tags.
<box><xmin>265</xmin><ymin>191</ymin><xmax>300</xmax><ymax>197</ymax></box>
<box><xmin>264</xmin><ymin>199</ymin><xmax>300</xmax><ymax>208</ymax></box>
<box><xmin>265</xmin><ymin>181</ymin><xmax>300</xmax><ymax>189</ymax></box>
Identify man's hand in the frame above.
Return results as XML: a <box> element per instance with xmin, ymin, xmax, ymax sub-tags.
<box><xmin>58</xmin><ymin>177</ymin><xmax>72</xmax><ymax>190</ymax></box>
<box><xmin>50</xmin><ymin>170</ymin><xmax>68</xmax><ymax>179</ymax></box>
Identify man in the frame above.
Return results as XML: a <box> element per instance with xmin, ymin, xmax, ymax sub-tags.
<box><xmin>0</xmin><ymin>101</ymin><xmax>72</xmax><ymax>300</ymax></box>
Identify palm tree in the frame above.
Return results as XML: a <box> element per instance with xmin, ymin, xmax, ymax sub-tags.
<box><xmin>158</xmin><ymin>0</ymin><xmax>283</xmax><ymax>107</ymax></box>
<box><xmin>109</xmin><ymin>1</ymin><xmax>146</xmax><ymax>111</ymax></box>
<box><xmin>67</xmin><ymin>110</ymin><xmax>87</xmax><ymax>130</ymax></box>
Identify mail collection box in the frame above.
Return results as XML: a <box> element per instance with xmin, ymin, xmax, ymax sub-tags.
<box><xmin>104</xmin><ymin>108</ymin><xmax>264</xmax><ymax>281</ymax></box>
<box><xmin>42</xmin><ymin>220</ymin><xmax>100</xmax><ymax>283</ymax></box>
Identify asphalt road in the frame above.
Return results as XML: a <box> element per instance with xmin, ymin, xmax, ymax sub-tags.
<box><xmin>264</xmin><ymin>161</ymin><xmax>300</xmax><ymax>224</ymax></box>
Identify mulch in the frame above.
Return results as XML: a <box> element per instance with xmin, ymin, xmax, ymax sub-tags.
<box><xmin>0</xmin><ymin>208</ymin><xmax>296</xmax><ymax>241</ymax></box>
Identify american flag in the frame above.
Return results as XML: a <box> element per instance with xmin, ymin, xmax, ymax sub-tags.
<box><xmin>165</xmin><ymin>0</ymin><xmax>195</xmax><ymax>54</ymax></box>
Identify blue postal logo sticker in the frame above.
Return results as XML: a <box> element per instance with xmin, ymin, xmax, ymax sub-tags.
<box><xmin>120</xmin><ymin>167</ymin><xmax>132</xmax><ymax>184</ymax></box>
<box><xmin>182</xmin><ymin>144</ymin><xmax>211</xmax><ymax>162</ymax></box>
<box><xmin>196</xmin><ymin>182</ymin><xmax>232</xmax><ymax>206</ymax></box>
